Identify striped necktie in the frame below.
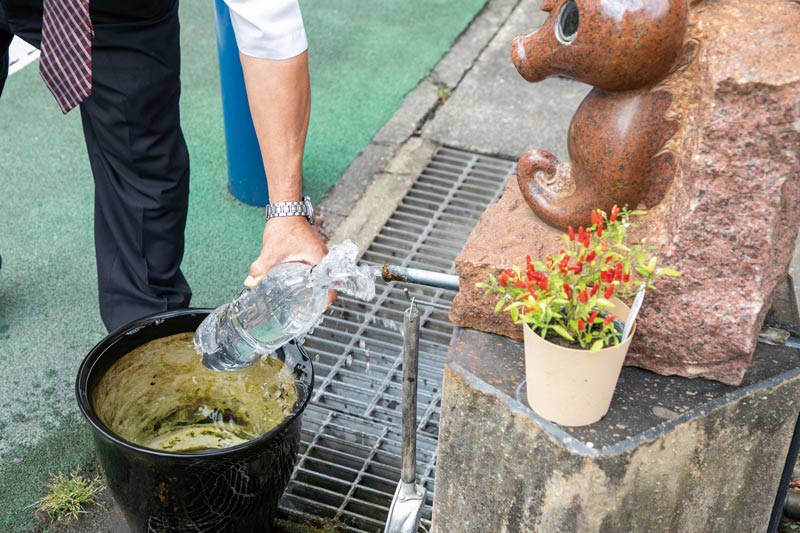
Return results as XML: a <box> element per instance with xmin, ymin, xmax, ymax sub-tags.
<box><xmin>39</xmin><ymin>0</ymin><xmax>93</xmax><ymax>114</ymax></box>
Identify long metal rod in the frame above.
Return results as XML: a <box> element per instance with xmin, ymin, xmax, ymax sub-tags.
<box><xmin>401</xmin><ymin>302</ymin><xmax>420</xmax><ymax>484</ymax></box>
<box><xmin>378</xmin><ymin>265</ymin><xmax>460</xmax><ymax>291</ymax></box>
<box><xmin>770</xmin><ymin>409</ymin><xmax>800</xmax><ymax>532</ymax></box>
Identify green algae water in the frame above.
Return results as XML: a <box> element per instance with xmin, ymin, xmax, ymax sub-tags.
<box><xmin>93</xmin><ymin>332</ymin><xmax>297</xmax><ymax>452</ymax></box>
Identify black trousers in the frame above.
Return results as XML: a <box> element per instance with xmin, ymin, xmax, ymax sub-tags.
<box><xmin>0</xmin><ymin>0</ymin><xmax>192</xmax><ymax>332</ymax></box>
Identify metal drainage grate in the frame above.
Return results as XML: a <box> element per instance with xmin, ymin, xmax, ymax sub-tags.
<box><xmin>280</xmin><ymin>147</ymin><xmax>515</xmax><ymax>531</ymax></box>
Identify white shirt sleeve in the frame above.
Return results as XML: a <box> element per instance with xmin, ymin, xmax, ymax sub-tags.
<box><xmin>222</xmin><ymin>0</ymin><xmax>308</xmax><ymax>60</ymax></box>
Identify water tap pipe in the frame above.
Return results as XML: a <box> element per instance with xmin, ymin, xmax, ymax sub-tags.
<box><xmin>377</xmin><ymin>265</ymin><xmax>460</xmax><ymax>291</ymax></box>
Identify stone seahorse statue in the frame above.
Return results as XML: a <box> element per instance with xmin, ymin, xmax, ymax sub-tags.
<box><xmin>511</xmin><ymin>0</ymin><xmax>689</xmax><ymax>230</ymax></box>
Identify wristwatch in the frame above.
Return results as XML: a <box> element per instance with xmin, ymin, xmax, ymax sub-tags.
<box><xmin>264</xmin><ymin>195</ymin><xmax>315</xmax><ymax>225</ymax></box>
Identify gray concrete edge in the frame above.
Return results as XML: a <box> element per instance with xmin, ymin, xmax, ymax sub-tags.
<box><xmin>446</xmin><ymin>341</ymin><xmax>800</xmax><ymax>459</ymax></box>
<box><xmin>317</xmin><ymin>0</ymin><xmax>522</xmax><ymax>246</ymax></box>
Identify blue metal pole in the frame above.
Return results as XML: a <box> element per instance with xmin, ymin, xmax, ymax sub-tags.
<box><xmin>213</xmin><ymin>0</ymin><xmax>269</xmax><ymax>206</ymax></box>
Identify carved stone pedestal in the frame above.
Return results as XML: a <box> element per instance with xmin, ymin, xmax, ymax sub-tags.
<box><xmin>432</xmin><ymin>306</ymin><xmax>800</xmax><ymax>532</ymax></box>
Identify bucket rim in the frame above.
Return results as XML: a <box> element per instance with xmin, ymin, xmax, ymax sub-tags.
<box><xmin>75</xmin><ymin>307</ymin><xmax>314</xmax><ymax>459</ymax></box>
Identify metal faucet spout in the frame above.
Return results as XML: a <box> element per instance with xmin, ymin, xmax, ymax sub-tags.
<box><xmin>375</xmin><ymin>265</ymin><xmax>460</xmax><ymax>291</ymax></box>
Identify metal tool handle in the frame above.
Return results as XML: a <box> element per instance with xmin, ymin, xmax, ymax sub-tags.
<box><xmin>401</xmin><ymin>302</ymin><xmax>420</xmax><ymax>484</ymax></box>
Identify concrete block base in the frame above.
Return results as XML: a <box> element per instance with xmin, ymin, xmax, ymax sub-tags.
<box><xmin>432</xmin><ymin>328</ymin><xmax>800</xmax><ymax>532</ymax></box>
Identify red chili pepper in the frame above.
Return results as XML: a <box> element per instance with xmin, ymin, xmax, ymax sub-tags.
<box><xmin>600</xmin><ymin>270</ymin><xmax>613</xmax><ymax>283</ymax></box>
<box><xmin>590</xmin><ymin>284</ymin><xmax>599</xmax><ymax>297</ymax></box>
<box><xmin>563</xmin><ymin>283</ymin><xmax>571</xmax><ymax>298</ymax></box>
<box><xmin>585</xmin><ymin>250</ymin><xmax>596</xmax><ymax>262</ymax></box>
<box><xmin>567</xmin><ymin>226</ymin><xmax>575</xmax><ymax>241</ymax></box>
<box><xmin>604</xmin><ymin>284</ymin><xmax>615</xmax><ymax>298</ymax></box>
<box><xmin>578</xmin><ymin>318</ymin><xmax>585</xmax><ymax>331</ymax></box>
<box><xmin>583</xmin><ymin>232</ymin><xmax>591</xmax><ymax>248</ymax></box>
<box><xmin>570</xmin><ymin>264</ymin><xmax>583</xmax><ymax>275</ymax></box>
<box><xmin>559</xmin><ymin>255</ymin><xmax>569</xmax><ymax>269</ymax></box>
<box><xmin>614</xmin><ymin>263</ymin><xmax>623</xmax><ymax>281</ymax></box>
<box><xmin>591</xmin><ymin>210</ymin><xmax>599</xmax><ymax>227</ymax></box>
<box><xmin>526</xmin><ymin>254</ymin><xmax>533</xmax><ymax>267</ymax></box>
<box><xmin>524</xmin><ymin>306</ymin><xmax>535</xmax><ymax>314</ymax></box>
<box><xmin>596</xmin><ymin>218</ymin><xmax>604</xmax><ymax>237</ymax></box>
<box><xmin>499</xmin><ymin>272</ymin><xmax>509</xmax><ymax>286</ymax></box>
<box><xmin>538</xmin><ymin>278</ymin><xmax>549</xmax><ymax>291</ymax></box>
<box><xmin>610</xmin><ymin>205</ymin><xmax>621</xmax><ymax>222</ymax></box>
<box><xmin>577</xmin><ymin>226</ymin><xmax>585</xmax><ymax>244</ymax></box>
<box><xmin>578</xmin><ymin>289</ymin><xmax>588</xmax><ymax>303</ymax></box>
<box><xmin>623</xmin><ymin>271</ymin><xmax>631</xmax><ymax>283</ymax></box>
<box><xmin>604</xmin><ymin>315</ymin><xmax>617</xmax><ymax>326</ymax></box>
<box><xmin>588</xmin><ymin>310</ymin><xmax>599</xmax><ymax>323</ymax></box>
<box><xmin>513</xmin><ymin>280</ymin><xmax>527</xmax><ymax>288</ymax></box>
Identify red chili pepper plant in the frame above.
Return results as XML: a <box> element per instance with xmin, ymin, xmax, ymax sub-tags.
<box><xmin>476</xmin><ymin>206</ymin><xmax>681</xmax><ymax>351</ymax></box>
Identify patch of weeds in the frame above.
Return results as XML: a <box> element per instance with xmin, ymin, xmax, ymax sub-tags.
<box><xmin>436</xmin><ymin>86</ymin><xmax>452</xmax><ymax>103</ymax></box>
<box><xmin>781</xmin><ymin>518</ymin><xmax>800</xmax><ymax>532</ymax></box>
<box><xmin>35</xmin><ymin>470</ymin><xmax>104</xmax><ymax>524</ymax></box>
<box><xmin>274</xmin><ymin>514</ymin><xmax>348</xmax><ymax>533</ymax></box>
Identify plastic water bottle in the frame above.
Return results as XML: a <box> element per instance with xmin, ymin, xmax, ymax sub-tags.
<box><xmin>194</xmin><ymin>241</ymin><xmax>375</xmax><ymax>371</ymax></box>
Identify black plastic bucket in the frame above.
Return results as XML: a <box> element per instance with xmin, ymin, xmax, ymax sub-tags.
<box><xmin>75</xmin><ymin>309</ymin><xmax>313</xmax><ymax>532</ymax></box>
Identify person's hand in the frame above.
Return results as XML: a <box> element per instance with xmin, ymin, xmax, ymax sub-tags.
<box><xmin>244</xmin><ymin>217</ymin><xmax>336</xmax><ymax>305</ymax></box>
<box><xmin>245</xmin><ymin>217</ymin><xmax>327</xmax><ymax>286</ymax></box>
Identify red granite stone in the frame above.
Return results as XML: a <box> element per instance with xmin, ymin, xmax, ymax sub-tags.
<box><xmin>450</xmin><ymin>0</ymin><xmax>800</xmax><ymax>386</ymax></box>
<box><xmin>511</xmin><ymin>0</ymin><xmax>688</xmax><ymax>229</ymax></box>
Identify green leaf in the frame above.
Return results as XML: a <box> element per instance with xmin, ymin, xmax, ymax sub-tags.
<box><xmin>494</xmin><ymin>298</ymin><xmax>505</xmax><ymax>313</ymax></box>
<box><xmin>551</xmin><ymin>324</ymin><xmax>574</xmax><ymax>341</ymax></box>
<box><xmin>590</xmin><ymin>339</ymin><xmax>605</xmax><ymax>352</ymax></box>
<box><xmin>657</xmin><ymin>267</ymin><xmax>682</xmax><ymax>277</ymax></box>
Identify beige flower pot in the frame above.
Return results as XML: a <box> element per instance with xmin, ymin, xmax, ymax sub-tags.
<box><xmin>522</xmin><ymin>298</ymin><xmax>634</xmax><ymax>427</ymax></box>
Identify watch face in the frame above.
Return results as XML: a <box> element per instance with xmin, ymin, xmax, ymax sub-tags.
<box><xmin>303</xmin><ymin>196</ymin><xmax>315</xmax><ymax>224</ymax></box>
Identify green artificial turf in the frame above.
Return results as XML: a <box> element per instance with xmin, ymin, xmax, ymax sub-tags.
<box><xmin>0</xmin><ymin>0</ymin><xmax>487</xmax><ymax>529</ymax></box>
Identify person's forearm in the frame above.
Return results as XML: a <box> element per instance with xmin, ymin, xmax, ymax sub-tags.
<box><xmin>239</xmin><ymin>51</ymin><xmax>311</xmax><ymax>203</ymax></box>
<box><xmin>238</xmin><ymin>49</ymin><xmax>326</xmax><ymax>288</ymax></box>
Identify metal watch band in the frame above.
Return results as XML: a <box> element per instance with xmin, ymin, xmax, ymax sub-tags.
<box><xmin>264</xmin><ymin>195</ymin><xmax>314</xmax><ymax>224</ymax></box>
